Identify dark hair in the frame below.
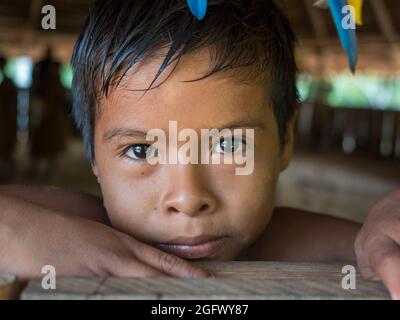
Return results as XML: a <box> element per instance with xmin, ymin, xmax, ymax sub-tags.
<box><xmin>71</xmin><ymin>0</ymin><xmax>298</xmax><ymax>163</ymax></box>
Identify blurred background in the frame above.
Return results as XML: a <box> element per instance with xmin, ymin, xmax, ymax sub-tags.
<box><xmin>0</xmin><ymin>0</ymin><xmax>399</xmax><ymax>222</ymax></box>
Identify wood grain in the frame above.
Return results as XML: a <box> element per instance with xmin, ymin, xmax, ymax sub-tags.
<box><xmin>19</xmin><ymin>262</ymin><xmax>390</xmax><ymax>300</ymax></box>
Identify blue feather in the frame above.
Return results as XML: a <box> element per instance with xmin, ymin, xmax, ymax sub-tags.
<box><xmin>187</xmin><ymin>0</ymin><xmax>208</xmax><ymax>20</ymax></box>
<box><xmin>327</xmin><ymin>0</ymin><xmax>358</xmax><ymax>73</ymax></box>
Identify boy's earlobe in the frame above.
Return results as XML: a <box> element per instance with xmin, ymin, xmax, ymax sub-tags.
<box><xmin>279</xmin><ymin>107</ymin><xmax>299</xmax><ymax>172</ymax></box>
<box><xmin>91</xmin><ymin>162</ymin><xmax>99</xmax><ymax>178</ymax></box>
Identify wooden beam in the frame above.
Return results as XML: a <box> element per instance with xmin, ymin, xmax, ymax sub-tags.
<box><xmin>302</xmin><ymin>0</ymin><xmax>331</xmax><ymax>71</ymax></box>
<box><xmin>29</xmin><ymin>0</ymin><xmax>43</xmax><ymax>27</ymax></box>
<box><xmin>303</xmin><ymin>0</ymin><xmax>330</xmax><ymax>47</ymax></box>
<box><xmin>22</xmin><ymin>0</ymin><xmax>43</xmax><ymax>47</ymax></box>
<box><xmin>368</xmin><ymin>0</ymin><xmax>400</xmax><ymax>67</ymax></box>
<box><xmin>18</xmin><ymin>262</ymin><xmax>390</xmax><ymax>300</ymax></box>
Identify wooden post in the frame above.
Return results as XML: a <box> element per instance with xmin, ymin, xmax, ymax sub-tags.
<box><xmin>0</xmin><ymin>275</ymin><xmax>20</xmax><ymax>300</ymax></box>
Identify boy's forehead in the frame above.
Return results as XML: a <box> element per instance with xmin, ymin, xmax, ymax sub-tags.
<box><xmin>97</xmin><ymin>49</ymin><xmax>272</xmax><ymax>131</ymax></box>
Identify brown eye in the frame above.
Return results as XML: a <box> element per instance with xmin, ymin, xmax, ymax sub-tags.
<box><xmin>214</xmin><ymin>137</ymin><xmax>245</xmax><ymax>154</ymax></box>
<box><xmin>125</xmin><ymin>144</ymin><xmax>151</xmax><ymax>160</ymax></box>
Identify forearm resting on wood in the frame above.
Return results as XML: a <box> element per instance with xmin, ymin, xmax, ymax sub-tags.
<box><xmin>0</xmin><ymin>185</ymin><xmax>109</xmax><ymax>224</ymax></box>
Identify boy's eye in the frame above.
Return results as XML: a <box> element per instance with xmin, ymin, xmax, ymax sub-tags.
<box><xmin>213</xmin><ymin>137</ymin><xmax>245</xmax><ymax>154</ymax></box>
<box><xmin>125</xmin><ymin>144</ymin><xmax>151</xmax><ymax>160</ymax></box>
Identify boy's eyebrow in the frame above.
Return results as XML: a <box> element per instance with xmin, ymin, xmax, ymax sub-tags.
<box><xmin>103</xmin><ymin>119</ymin><xmax>265</xmax><ymax>142</ymax></box>
<box><xmin>217</xmin><ymin>119</ymin><xmax>265</xmax><ymax>131</ymax></box>
<box><xmin>104</xmin><ymin>128</ymin><xmax>148</xmax><ymax>142</ymax></box>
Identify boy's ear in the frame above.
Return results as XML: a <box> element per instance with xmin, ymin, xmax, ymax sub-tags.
<box><xmin>279</xmin><ymin>106</ymin><xmax>299</xmax><ymax>172</ymax></box>
<box><xmin>91</xmin><ymin>161</ymin><xmax>99</xmax><ymax>177</ymax></box>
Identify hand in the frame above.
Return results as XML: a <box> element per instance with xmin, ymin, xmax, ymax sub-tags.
<box><xmin>0</xmin><ymin>194</ymin><xmax>210</xmax><ymax>280</ymax></box>
<box><xmin>355</xmin><ymin>190</ymin><xmax>400</xmax><ymax>300</ymax></box>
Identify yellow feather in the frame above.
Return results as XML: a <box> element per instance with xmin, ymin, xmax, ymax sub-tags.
<box><xmin>348</xmin><ymin>0</ymin><xmax>363</xmax><ymax>25</ymax></box>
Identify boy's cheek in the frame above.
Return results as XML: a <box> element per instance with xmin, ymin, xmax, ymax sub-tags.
<box><xmin>229</xmin><ymin>176</ymin><xmax>277</xmax><ymax>244</ymax></box>
<box><xmin>103</xmin><ymin>200</ymin><xmax>160</xmax><ymax>243</ymax></box>
<box><xmin>99</xmin><ymin>178</ymin><xmax>159</xmax><ymax>230</ymax></box>
<box><xmin>234</xmin><ymin>201</ymin><xmax>274</xmax><ymax>246</ymax></box>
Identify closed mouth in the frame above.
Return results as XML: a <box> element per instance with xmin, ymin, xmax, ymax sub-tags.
<box><xmin>154</xmin><ymin>236</ymin><xmax>228</xmax><ymax>259</ymax></box>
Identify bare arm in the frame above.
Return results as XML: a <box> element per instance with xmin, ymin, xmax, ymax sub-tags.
<box><xmin>237</xmin><ymin>207</ymin><xmax>361</xmax><ymax>262</ymax></box>
<box><xmin>0</xmin><ymin>185</ymin><xmax>209</xmax><ymax>279</ymax></box>
<box><xmin>0</xmin><ymin>185</ymin><xmax>110</xmax><ymax>225</ymax></box>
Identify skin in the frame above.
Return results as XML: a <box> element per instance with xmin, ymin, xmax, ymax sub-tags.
<box><xmin>92</xmin><ymin>49</ymin><xmax>359</xmax><ymax>262</ymax></box>
<box><xmin>0</xmin><ymin>187</ymin><xmax>210</xmax><ymax>280</ymax></box>
<box><xmin>92</xmin><ymin>49</ymin><xmax>294</xmax><ymax>261</ymax></box>
<box><xmin>10</xmin><ymin>48</ymin><xmax>400</xmax><ymax>296</ymax></box>
<box><xmin>355</xmin><ymin>189</ymin><xmax>400</xmax><ymax>300</ymax></box>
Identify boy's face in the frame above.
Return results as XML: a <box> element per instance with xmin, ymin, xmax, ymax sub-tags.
<box><xmin>92</xmin><ymin>49</ymin><xmax>294</xmax><ymax>261</ymax></box>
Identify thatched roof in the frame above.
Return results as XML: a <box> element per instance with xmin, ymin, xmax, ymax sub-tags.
<box><xmin>0</xmin><ymin>0</ymin><xmax>399</xmax><ymax>72</ymax></box>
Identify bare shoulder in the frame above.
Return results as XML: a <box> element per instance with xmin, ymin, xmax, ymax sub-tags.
<box><xmin>0</xmin><ymin>184</ymin><xmax>110</xmax><ymax>225</ymax></box>
<box><xmin>236</xmin><ymin>207</ymin><xmax>361</xmax><ymax>262</ymax></box>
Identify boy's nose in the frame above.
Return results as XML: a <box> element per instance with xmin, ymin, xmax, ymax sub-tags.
<box><xmin>161</xmin><ymin>164</ymin><xmax>218</xmax><ymax>217</ymax></box>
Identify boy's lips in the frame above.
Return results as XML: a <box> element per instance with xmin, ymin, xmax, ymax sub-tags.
<box><xmin>154</xmin><ymin>235</ymin><xmax>228</xmax><ymax>259</ymax></box>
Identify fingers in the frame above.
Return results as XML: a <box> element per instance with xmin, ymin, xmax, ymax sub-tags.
<box><xmin>355</xmin><ymin>235</ymin><xmax>381</xmax><ymax>281</ymax></box>
<box><xmin>121</xmin><ymin>236</ymin><xmax>210</xmax><ymax>278</ymax></box>
<box><xmin>113</xmin><ymin>255</ymin><xmax>168</xmax><ymax>277</ymax></box>
<box><xmin>357</xmin><ymin>263</ymin><xmax>381</xmax><ymax>281</ymax></box>
<box><xmin>140</xmin><ymin>244</ymin><xmax>210</xmax><ymax>278</ymax></box>
<box><xmin>370</xmin><ymin>241</ymin><xmax>400</xmax><ymax>300</ymax></box>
